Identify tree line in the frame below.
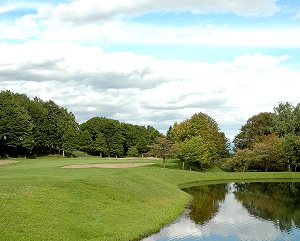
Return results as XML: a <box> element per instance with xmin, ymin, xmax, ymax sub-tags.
<box><xmin>225</xmin><ymin>102</ymin><xmax>300</xmax><ymax>172</ymax></box>
<box><xmin>4</xmin><ymin>91</ymin><xmax>298</xmax><ymax>173</ymax></box>
<box><xmin>0</xmin><ymin>90</ymin><xmax>230</xmax><ymax>170</ymax></box>
<box><xmin>0</xmin><ymin>90</ymin><xmax>162</xmax><ymax>158</ymax></box>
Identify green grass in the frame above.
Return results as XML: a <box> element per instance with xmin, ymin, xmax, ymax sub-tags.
<box><xmin>1</xmin><ymin>157</ymin><xmax>300</xmax><ymax>240</ymax></box>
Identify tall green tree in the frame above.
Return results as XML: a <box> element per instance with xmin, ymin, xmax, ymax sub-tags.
<box><xmin>229</xmin><ymin>148</ymin><xmax>254</xmax><ymax>172</ymax></box>
<box><xmin>127</xmin><ymin>145</ymin><xmax>139</xmax><ymax>157</ymax></box>
<box><xmin>36</xmin><ymin>100</ymin><xmax>79</xmax><ymax>155</ymax></box>
<box><xmin>136</xmin><ymin>137</ymin><xmax>148</xmax><ymax>156</ymax></box>
<box><xmin>232</xmin><ymin>134</ymin><xmax>285</xmax><ymax>172</ymax></box>
<box><xmin>233</xmin><ymin>112</ymin><xmax>274</xmax><ymax>150</ymax></box>
<box><xmin>272</xmin><ymin>102</ymin><xmax>296</xmax><ymax>137</ymax></box>
<box><xmin>146</xmin><ymin>125</ymin><xmax>163</xmax><ymax>142</ymax></box>
<box><xmin>294</xmin><ymin>103</ymin><xmax>300</xmax><ymax>135</ymax></box>
<box><xmin>0</xmin><ymin>91</ymin><xmax>34</xmax><ymax>156</ymax></box>
<box><xmin>77</xmin><ymin>130</ymin><xmax>94</xmax><ymax>153</ymax></box>
<box><xmin>57</xmin><ymin>110</ymin><xmax>79</xmax><ymax>155</ymax></box>
<box><xmin>0</xmin><ymin>91</ymin><xmax>80</xmax><ymax>156</ymax></box>
<box><xmin>278</xmin><ymin>135</ymin><xmax>300</xmax><ymax>172</ymax></box>
<box><xmin>28</xmin><ymin>97</ymin><xmax>50</xmax><ymax>154</ymax></box>
<box><xmin>109</xmin><ymin>132</ymin><xmax>124</xmax><ymax>157</ymax></box>
<box><xmin>251</xmin><ymin>134</ymin><xmax>283</xmax><ymax>172</ymax></box>
<box><xmin>94</xmin><ymin>133</ymin><xmax>108</xmax><ymax>157</ymax></box>
<box><xmin>61</xmin><ymin>120</ymin><xmax>79</xmax><ymax>157</ymax></box>
<box><xmin>179</xmin><ymin>136</ymin><xmax>211</xmax><ymax>170</ymax></box>
<box><xmin>80</xmin><ymin>117</ymin><xmax>123</xmax><ymax>157</ymax></box>
<box><xmin>170</xmin><ymin>112</ymin><xmax>229</xmax><ymax>163</ymax></box>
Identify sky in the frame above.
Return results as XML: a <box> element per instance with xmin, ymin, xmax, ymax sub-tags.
<box><xmin>1</xmin><ymin>0</ymin><xmax>300</xmax><ymax>140</ymax></box>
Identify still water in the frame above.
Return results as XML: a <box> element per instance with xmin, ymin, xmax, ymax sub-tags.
<box><xmin>143</xmin><ymin>182</ymin><xmax>300</xmax><ymax>241</ymax></box>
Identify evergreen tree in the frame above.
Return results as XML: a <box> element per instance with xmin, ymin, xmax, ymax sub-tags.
<box><xmin>94</xmin><ymin>133</ymin><xmax>108</xmax><ymax>157</ymax></box>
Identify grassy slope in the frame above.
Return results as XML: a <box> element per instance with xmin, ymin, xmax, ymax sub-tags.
<box><xmin>1</xmin><ymin>157</ymin><xmax>300</xmax><ymax>241</ymax></box>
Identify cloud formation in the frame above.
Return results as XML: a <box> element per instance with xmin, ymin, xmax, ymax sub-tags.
<box><xmin>1</xmin><ymin>39</ymin><xmax>299</xmax><ymax>138</ymax></box>
<box><xmin>44</xmin><ymin>0</ymin><xmax>280</xmax><ymax>24</ymax></box>
<box><xmin>1</xmin><ymin>0</ymin><xmax>300</xmax><ymax>140</ymax></box>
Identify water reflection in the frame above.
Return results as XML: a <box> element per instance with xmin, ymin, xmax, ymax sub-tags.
<box><xmin>234</xmin><ymin>182</ymin><xmax>300</xmax><ymax>233</ymax></box>
<box><xmin>187</xmin><ymin>183</ymin><xmax>227</xmax><ymax>225</ymax></box>
<box><xmin>143</xmin><ymin>182</ymin><xmax>300</xmax><ymax>241</ymax></box>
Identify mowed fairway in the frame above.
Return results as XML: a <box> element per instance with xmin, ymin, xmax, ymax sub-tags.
<box><xmin>1</xmin><ymin>157</ymin><xmax>300</xmax><ymax>241</ymax></box>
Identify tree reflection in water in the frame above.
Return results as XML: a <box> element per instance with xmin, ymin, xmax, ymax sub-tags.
<box><xmin>234</xmin><ymin>182</ymin><xmax>300</xmax><ymax>233</ymax></box>
<box><xmin>183</xmin><ymin>183</ymin><xmax>227</xmax><ymax>225</ymax></box>
<box><xmin>144</xmin><ymin>182</ymin><xmax>300</xmax><ymax>240</ymax></box>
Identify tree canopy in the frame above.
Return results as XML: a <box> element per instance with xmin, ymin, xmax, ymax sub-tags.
<box><xmin>233</xmin><ymin>112</ymin><xmax>274</xmax><ymax>150</ymax></box>
<box><xmin>168</xmin><ymin>112</ymin><xmax>230</xmax><ymax>170</ymax></box>
<box><xmin>229</xmin><ymin>102</ymin><xmax>300</xmax><ymax>172</ymax></box>
<box><xmin>0</xmin><ymin>91</ymin><xmax>79</xmax><ymax>157</ymax></box>
<box><xmin>148</xmin><ymin>137</ymin><xmax>174</xmax><ymax>168</ymax></box>
<box><xmin>0</xmin><ymin>90</ymin><xmax>162</xmax><ymax>158</ymax></box>
<box><xmin>80</xmin><ymin>117</ymin><xmax>162</xmax><ymax>157</ymax></box>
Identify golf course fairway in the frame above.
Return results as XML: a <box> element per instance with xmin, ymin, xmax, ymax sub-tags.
<box><xmin>1</xmin><ymin>157</ymin><xmax>300</xmax><ymax>240</ymax></box>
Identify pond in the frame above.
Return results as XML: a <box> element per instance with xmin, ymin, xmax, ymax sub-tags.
<box><xmin>143</xmin><ymin>182</ymin><xmax>300</xmax><ymax>241</ymax></box>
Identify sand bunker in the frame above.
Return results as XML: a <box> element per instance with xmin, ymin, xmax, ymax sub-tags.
<box><xmin>61</xmin><ymin>163</ymin><xmax>155</xmax><ymax>169</ymax></box>
<box><xmin>0</xmin><ymin>160</ymin><xmax>19</xmax><ymax>166</ymax></box>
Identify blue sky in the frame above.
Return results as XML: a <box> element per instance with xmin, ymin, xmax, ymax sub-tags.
<box><xmin>1</xmin><ymin>0</ymin><xmax>300</xmax><ymax>140</ymax></box>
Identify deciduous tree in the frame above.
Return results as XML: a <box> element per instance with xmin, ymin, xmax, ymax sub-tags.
<box><xmin>170</xmin><ymin>112</ymin><xmax>230</xmax><ymax>164</ymax></box>
<box><xmin>179</xmin><ymin>136</ymin><xmax>212</xmax><ymax>170</ymax></box>
<box><xmin>272</xmin><ymin>102</ymin><xmax>296</xmax><ymax>137</ymax></box>
<box><xmin>0</xmin><ymin>91</ymin><xmax>34</xmax><ymax>156</ymax></box>
<box><xmin>233</xmin><ymin>112</ymin><xmax>274</xmax><ymax>150</ymax></box>
<box><xmin>148</xmin><ymin>137</ymin><xmax>173</xmax><ymax>168</ymax></box>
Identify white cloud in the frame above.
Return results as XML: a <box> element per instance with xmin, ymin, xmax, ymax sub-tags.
<box><xmin>44</xmin><ymin>0</ymin><xmax>280</xmax><ymax>24</ymax></box>
<box><xmin>0</xmin><ymin>14</ymin><xmax>40</xmax><ymax>40</ymax></box>
<box><xmin>31</xmin><ymin>19</ymin><xmax>300</xmax><ymax>48</ymax></box>
<box><xmin>1</xmin><ymin>4</ymin><xmax>298</xmax><ymax>49</ymax></box>
<box><xmin>1</xmin><ymin>40</ymin><xmax>299</xmax><ymax>138</ymax></box>
<box><xmin>0</xmin><ymin>6</ymin><xmax>14</xmax><ymax>13</ymax></box>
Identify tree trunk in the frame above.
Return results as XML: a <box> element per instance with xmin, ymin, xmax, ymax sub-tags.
<box><xmin>182</xmin><ymin>161</ymin><xmax>185</xmax><ymax>170</ymax></box>
<box><xmin>163</xmin><ymin>158</ymin><xmax>166</xmax><ymax>168</ymax></box>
